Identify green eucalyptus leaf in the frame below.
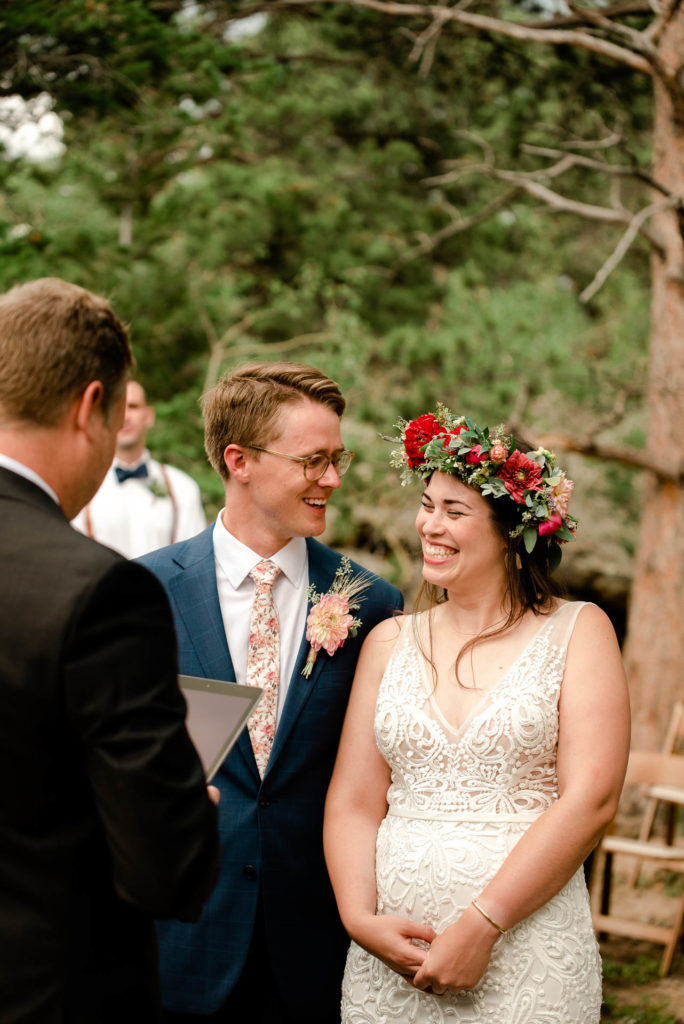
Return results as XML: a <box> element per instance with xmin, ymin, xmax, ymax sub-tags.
<box><xmin>548</xmin><ymin>543</ymin><xmax>563</xmax><ymax>573</ymax></box>
<box><xmin>523</xmin><ymin>527</ymin><xmax>538</xmax><ymax>553</ymax></box>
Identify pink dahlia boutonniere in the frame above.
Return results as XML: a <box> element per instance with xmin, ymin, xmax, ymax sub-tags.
<box><xmin>301</xmin><ymin>556</ymin><xmax>373</xmax><ymax>678</ymax></box>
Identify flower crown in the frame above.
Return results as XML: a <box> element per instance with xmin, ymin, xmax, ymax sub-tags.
<box><xmin>388</xmin><ymin>405</ymin><xmax>576</xmax><ymax>570</ymax></box>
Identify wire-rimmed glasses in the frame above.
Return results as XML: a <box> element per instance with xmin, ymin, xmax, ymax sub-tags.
<box><xmin>247</xmin><ymin>446</ymin><xmax>355</xmax><ymax>482</ymax></box>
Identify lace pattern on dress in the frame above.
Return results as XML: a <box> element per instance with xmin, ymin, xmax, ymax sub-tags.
<box><xmin>342</xmin><ymin>601</ymin><xmax>602</xmax><ymax>1024</ymax></box>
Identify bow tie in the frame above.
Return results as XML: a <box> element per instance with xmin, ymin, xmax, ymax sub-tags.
<box><xmin>115</xmin><ymin>463</ymin><xmax>149</xmax><ymax>484</ymax></box>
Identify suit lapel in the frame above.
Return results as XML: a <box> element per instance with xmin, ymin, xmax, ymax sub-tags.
<box><xmin>265</xmin><ymin>539</ymin><xmax>340</xmax><ymax>778</ymax></box>
<box><xmin>168</xmin><ymin>530</ymin><xmax>258</xmax><ymax>779</ymax></box>
<box><xmin>168</xmin><ymin>535</ymin><xmax>233</xmax><ymax>679</ymax></box>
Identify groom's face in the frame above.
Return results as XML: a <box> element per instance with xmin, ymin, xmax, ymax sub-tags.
<box><xmin>238</xmin><ymin>397</ymin><xmax>344</xmax><ymax>554</ymax></box>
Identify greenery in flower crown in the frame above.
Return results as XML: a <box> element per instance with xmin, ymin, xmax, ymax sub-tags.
<box><xmin>388</xmin><ymin>404</ymin><xmax>577</xmax><ymax>569</ymax></box>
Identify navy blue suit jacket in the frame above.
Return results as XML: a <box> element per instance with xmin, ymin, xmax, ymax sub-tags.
<box><xmin>139</xmin><ymin>527</ymin><xmax>403</xmax><ymax>1017</ymax></box>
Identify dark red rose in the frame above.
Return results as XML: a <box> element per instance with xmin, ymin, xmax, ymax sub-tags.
<box><xmin>403</xmin><ymin>413</ymin><xmax>447</xmax><ymax>468</ymax></box>
<box><xmin>539</xmin><ymin>513</ymin><xmax>563</xmax><ymax>537</ymax></box>
<box><xmin>497</xmin><ymin>450</ymin><xmax>543</xmax><ymax>503</ymax></box>
<box><xmin>465</xmin><ymin>443</ymin><xmax>486</xmax><ymax>465</ymax></box>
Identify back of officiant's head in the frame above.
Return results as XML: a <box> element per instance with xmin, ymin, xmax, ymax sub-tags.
<box><xmin>0</xmin><ymin>277</ymin><xmax>132</xmax><ymax>428</ymax></box>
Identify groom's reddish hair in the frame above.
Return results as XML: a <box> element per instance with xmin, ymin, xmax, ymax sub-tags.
<box><xmin>203</xmin><ymin>361</ymin><xmax>345</xmax><ymax>482</ymax></box>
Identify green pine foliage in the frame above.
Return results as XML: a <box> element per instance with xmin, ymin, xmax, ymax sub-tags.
<box><xmin>0</xmin><ymin>1</ymin><xmax>652</xmax><ymax>559</ymax></box>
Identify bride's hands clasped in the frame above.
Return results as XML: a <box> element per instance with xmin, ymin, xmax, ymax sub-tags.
<box><xmin>412</xmin><ymin>907</ymin><xmax>499</xmax><ymax>995</ymax></box>
<box><xmin>353</xmin><ymin>914</ymin><xmax>437</xmax><ymax>978</ymax></box>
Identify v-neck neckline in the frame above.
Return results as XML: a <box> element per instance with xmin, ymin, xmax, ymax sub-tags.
<box><xmin>415</xmin><ymin>603</ymin><xmax>565</xmax><ymax>740</ymax></box>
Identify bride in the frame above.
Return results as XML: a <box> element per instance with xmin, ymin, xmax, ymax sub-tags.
<box><xmin>324</xmin><ymin>409</ymin><xmax>630</xmax><ymax>1023</ymax></box>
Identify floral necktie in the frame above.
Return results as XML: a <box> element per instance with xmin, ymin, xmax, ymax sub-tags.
<box><xmin>245</xmin><ymin>559</ymin><xmax>281</xmax><ymax>776</ymax></box>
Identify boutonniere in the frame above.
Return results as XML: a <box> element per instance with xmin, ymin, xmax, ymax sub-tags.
<box><xmin>301</xmin><ymin>556</ymin><xmax>373</xmax><ymax>678</ymax></box>
<box><xmin>148</xmin><ymin>478</ymin><xmax>169</xmax><ymax>498</ymax></box>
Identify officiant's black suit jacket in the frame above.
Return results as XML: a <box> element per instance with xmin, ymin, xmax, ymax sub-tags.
<box><xmin>0</xmin><ymin>468</ymin><xmax>220</xmax><ymax>1024</ymax></box>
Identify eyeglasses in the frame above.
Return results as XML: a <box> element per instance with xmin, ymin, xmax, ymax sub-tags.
<box><xmin>247</xmin><ymin>446</ymin><xmax>355</xmax><ymax>482</ymax></box>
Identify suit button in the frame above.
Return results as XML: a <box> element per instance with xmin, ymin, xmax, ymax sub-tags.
<box><xmin>258</xmin><ymin>797</ymin><xmax>270</xmax><ymax>808</ymax></box>
<box><xmin>243</xmin><ymin>864</ymin><xmax>257</xmax><ymax>881</ymax></box>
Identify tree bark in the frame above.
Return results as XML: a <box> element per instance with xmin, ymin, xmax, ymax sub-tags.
<box><xmin>622</xmin><ymin>6</ymin><xmax>684</xmax><ymax>749</ymax></box>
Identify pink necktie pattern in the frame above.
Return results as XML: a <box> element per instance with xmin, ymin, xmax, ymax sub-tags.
<box><xmin>245</xmin><ymin>559</ymin><xmax>281</xmax><ymax>776</ymax></box>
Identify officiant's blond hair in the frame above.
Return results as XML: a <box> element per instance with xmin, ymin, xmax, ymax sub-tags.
<box><xmin>0</xmin><ymin>277</ymin><xmax>131</xmax><ymax>427</ymax></box>
<box><xmin>203</xmin><ymin>361</ymin><xmax>345</xmax><ymax>482</ymax></box>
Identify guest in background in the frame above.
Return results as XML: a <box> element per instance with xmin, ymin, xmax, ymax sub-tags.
<box><xmin>72</xmin><ymin>379</ymin><xmax>206</xmax><ymax>557</ymax></box>
<box><xmin>0</xmin><ymin>277</ymin><xmax>220</xmax><ymax>1024</ymax></box>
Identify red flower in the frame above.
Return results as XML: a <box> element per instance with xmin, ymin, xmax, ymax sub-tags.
<box><xmin>497</xmin><ymin>450</ymin><xmax>543</xmax><ymax>503</ymax></box>
<box><xmin>465</xmin><ymin>444</ymin><xmax>486</xmax><ymax>465</ymax></box>
<box><xmin>442</xmin><ymin>425</ymin><xmax>466</xmax><ymax>450</ymax></box>
<box><xmin>403</xmin><ymin>413</ymin><xmax>448</xmax><ymax>468</ymax></box>
<box><xmin>538</xmin><ymin>513</ymin><xmax>563</xmax><ymax>537</ymax></box>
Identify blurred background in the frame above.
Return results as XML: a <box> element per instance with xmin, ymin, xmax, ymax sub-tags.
<box><xmin>0</xmin><ymin>0</ymin><xmax>661</xmax><ymax>672</ymax></box>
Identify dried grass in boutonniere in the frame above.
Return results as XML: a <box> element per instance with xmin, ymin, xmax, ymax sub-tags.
<box><xmin>148</xmin><ymin>478</ymin><xmax>169</xmax><ymax>498</ymax></box>
<box><xmin>301</xmin><ymin>556</ymin><xmax>373</xmax><ymax>678</ymax></box>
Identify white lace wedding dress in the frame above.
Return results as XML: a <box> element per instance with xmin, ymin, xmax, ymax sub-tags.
<box><xmin>341</xmin><ymin>601</ymin><xmax>602</xmax><ymax>1023</ymax></box>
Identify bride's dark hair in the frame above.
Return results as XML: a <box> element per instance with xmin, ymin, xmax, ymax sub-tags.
<box><xmin>414</xmin><ymin>451</ymin><xmax>565</xmax><ymax>688</ymax></box>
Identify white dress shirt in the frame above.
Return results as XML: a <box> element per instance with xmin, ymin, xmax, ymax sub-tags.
<box><xmin>71</xmin><ymin>450</ymin><xmax>206</xmax><ymax>559</ymax></box>
<box><xmin>213</xmin><ymin>513</ymin><xmax>309</xmax><ymax>725</ymax></box>
<box><xmin>0</xmin><ymin>454</ymin><xmax>59</xmax><ymax>505</ymax></box>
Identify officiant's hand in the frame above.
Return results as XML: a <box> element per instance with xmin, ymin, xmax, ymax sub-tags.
<box><xmin>353</xmin><ymin>914</ymin><xmax>436</xmax><ymax>978</ymax></box>
<box><xmin>207</xmin><ymin>786</ymin><xmax>220</xmax><ymax>805</ymax></box>
<box><xmin>412</xmin><ymin>905</ymin><xmax>498</xmax><ymax>994</ymax></box>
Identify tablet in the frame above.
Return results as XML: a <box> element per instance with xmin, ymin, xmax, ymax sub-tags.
<box><xmin>179</xmin><ymin>675</ymin><xmax>262</xmax><ymax>782</ymax></box>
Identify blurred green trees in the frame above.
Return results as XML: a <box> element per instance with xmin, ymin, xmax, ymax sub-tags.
<box><xmin>0</xmin><ymin>0</ymin><xmax>649</xmax><ymax>559</ymax></box>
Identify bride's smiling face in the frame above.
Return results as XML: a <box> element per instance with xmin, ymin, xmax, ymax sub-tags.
<box><xmin>415</xmin><ymin>472</ymin><xmax>507</xmax><ymax>591</ymax></box>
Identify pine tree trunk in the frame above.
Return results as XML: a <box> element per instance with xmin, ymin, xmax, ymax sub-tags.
<box><xmin>622</xmin><ymin>8</ymin><xmax>684</xmax><ymax>749</ymax></box>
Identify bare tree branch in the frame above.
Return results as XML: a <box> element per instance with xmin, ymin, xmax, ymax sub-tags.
<box><xmin>536</xmin><ymin>431</ymin><xmax>684</xmax><ymax>481</ymax></box>
<box><xmin>408</xmin><ymin>3</ymin><xmax>451</xmax><ymax>76</ymax></box>
<box><xmin>644</xmin><ymin>0</ymin><xmax>683</xmax><ymax>44</ymax></box>
<box><xmin>591</xmin><ymin>384</ymin><xmax>641</xmax><ymax>433</ymax></box>
<box><xmin>567</xmin><ymin>0</ymin><xmax>660</xmax><ymax>60</ymax></box>
<box><xmin>395</xmin><ymin>187</ymin><xmax>520</xmax><ymax>267</ymax></box>
<box><xmin>200</xmin><ymin>311</ymin><xmax>258</xmax><ymax>392</ymax></box>
<box><xmin>424</xmin><ymin>162</ymin><xmax>666</xmax><ymax>254</ymax></box>
<box><xmin>579</xmin><ymin>196</ymin><xmax>680</xmax><ymax>301</ymax></box>
<box><xmin>241</xmin><ymin>0</ymin><xmax>655</xmax><ymax>75</ymax></box>
<box><xmin>532</xmin><ymin>125</ymin><xmax>625</xmax><ymax>151</ymax></box>
<box><xmin>227</xmin><ymin>331</ymin><xmax>339</xmax><ymax>365</ymax></box>
<box><xmin>516</xmin><ymin>0</ymin><xmax>653</xmax><ymax>28</ymax></box>
<box><xmin>519</xmin><ymin>144</ymin><xmax>672</xmax><ymax>196</ymax></box>
<box><xmin>232</xmin><ymin>0</ymin><xmax>654</xmax><ymax>21</ymax></box>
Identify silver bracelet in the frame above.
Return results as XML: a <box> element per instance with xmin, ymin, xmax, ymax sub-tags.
<box><xmin>471</xmin><ymin>898</ymin><xmax>507</xmax><ymax>935</ymax></box>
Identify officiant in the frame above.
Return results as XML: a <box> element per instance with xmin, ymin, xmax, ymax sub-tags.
<box><xmin>0</xmin><ymin>276</ymin><xmax>220</xmax><ymax>1024</ymax></box>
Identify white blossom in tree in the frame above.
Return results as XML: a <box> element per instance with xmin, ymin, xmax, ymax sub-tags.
<box><xmin>0</xmin><ymin>93</ymin><xmax>65</xmax><ymax>163</ymax></box>
<box><xmin>224</xmin><ymin>13</ymin><xmax>268</xmax><ymax>42</ymax></box>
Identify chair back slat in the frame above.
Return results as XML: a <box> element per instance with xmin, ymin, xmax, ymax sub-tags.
<box><xmin>625</xmin><ymin>750</ymin><xmax>684</xmax><ymax>791</ymax></box>
<box><xmin>666</xmin><ymin>700</ymin><xmax>684</xmax><ymax>754</ymax></box>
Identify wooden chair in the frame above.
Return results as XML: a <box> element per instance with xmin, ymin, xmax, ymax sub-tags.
<box><xmin>592</xmin><ymin>750</ymin><xmax>684</xmax><ymax>976</ymax></box>
<box><xmin>628</xmin><ymin>701</ymin><xmax>684</xmax><ymax>886</ymax></box>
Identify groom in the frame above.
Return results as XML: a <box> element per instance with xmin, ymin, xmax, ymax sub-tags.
<box><xmin>139</xmin><ymin>362</ymin><xmax>403</xmax><ymax>1023</ymax></box>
